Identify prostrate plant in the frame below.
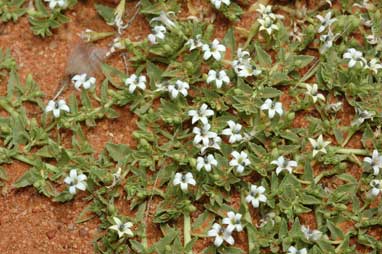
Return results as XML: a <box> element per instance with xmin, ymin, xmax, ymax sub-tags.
<box><xmin>2</xmin><ymin>0</ymin><xmax>382</xmax><ymax>253</ymax></box>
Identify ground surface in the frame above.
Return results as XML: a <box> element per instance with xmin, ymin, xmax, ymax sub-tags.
<box><xmin>0</xmin><ymin>0</ymin><xmax>381</xmax><ymax>253</ymax></box>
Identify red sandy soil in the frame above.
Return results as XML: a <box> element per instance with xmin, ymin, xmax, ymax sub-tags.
<box><xmin>0</xmin><ymin>0</ymin><xmax>375</xmax><ymax>253</ymax></box>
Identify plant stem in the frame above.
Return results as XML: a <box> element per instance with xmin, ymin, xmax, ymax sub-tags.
<box><xmin>184</xmin><ymin>212</ymin><xmax>192</xmax><ymax>254</ymax></box>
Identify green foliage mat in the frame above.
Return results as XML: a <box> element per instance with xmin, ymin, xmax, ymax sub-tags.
<box><xmin>1</xmin><ymin>0</ymin><xmax>382</xmax><ymax>253</ymax></box>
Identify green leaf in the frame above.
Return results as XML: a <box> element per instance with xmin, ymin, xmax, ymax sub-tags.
<box><xmin>105</xmin><ymin>143</ymin><xmax>131</xmax><ymax>163</ymax></box>
<box><xmin>95</xmin><ymin>4</ymin><xmax>115</xmax><ymax>24</ymax></box>
<box><xmin>255</xmin><ymin>43</ymin><xmax>272</xmax><ymax>66</ymax></box>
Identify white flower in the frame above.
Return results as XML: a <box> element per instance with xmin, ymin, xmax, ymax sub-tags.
<box><xmin>326</xmin><ymin>102</ymin><xmax>343</xmax><ymax>113</ymax></box>
<box><xmin>193</xmin><ymin>123</ymin><xmax>218</xmax><ymax>147</ymax></box>
<box><xmin>288</xmin><ymin>246</ymin><xmax>308</xmax><ymax>254</ymax></box>
<box><xmin>173</xmin><ymin>172</ymin><xmax>196</xmax><ymax>191</ymax></box>
<box><xmin>235</xmin><ymin>63</ymin><xmax>262</xmax><ymax>78</ymax></box>
<box><xmin>305</xmin><ymin>83</ymin><xmax>325</xmax><ymax>103</ymax></box>
<box><xmin>343</xmin><ymin>48</ymin><xmax>366</xmax><ymax>68</ymax></box>
<box><xmin>200</xmin><ymin>135</ymin><xmax>222</xmax><ymax>153</ymax></box>
<box><xmin>64</xmin><ymin>169</ymin><xmax>87</xmax><ymax>194</ymax></box>
<box><xmin>245</xmin><ymin>185</ymin><xmax>267</xmax><ymax>208</ymax></box>
<box><xmin>236</xmin><ymin>48</ymin><xmax>250</xmax><ymax>60</ymax></box>
<box><xmin>109</xmin><ymin>217</ymin><xmax>134</xmax><ymax>238</ymax></box>
<box><xmin>256</xmin><ymin>4</ymin><xmax>274</xmax><ymax>18</ymax></box>
<box><xmin>319</xmin><ymin>29</ymin><xmax>338</xmax><ymax>53</ymax></box>
<box><xmin>353</xmin><ymin>0</ymin><xmax>371</xmax><ymax>9</ymax></box>
<box><xmin>366</xmin><ymin>34</ymin><xmax>380</xmax><ymax>45</ymax></box>
<box><xmin>301</xmin><ymin>225</ymin><xmax>322</xmax><ymax>241</ymax></box>
<box><xmin>124</xmin><ymin>74</ymin><xmax>146</xmax><ymax>94</ymax></box>
<box><xmin>256</xmin><ymin>4</ymin><xmax>283</xmax><ymax>20</ymax></box>
<box><xmin>45</xmin><ymin>99</ymin><xmax>70</xmax><ymax>118</ymax></box>
<box><xmin>185</xmin><ymin>34</ymin><xmax>203</xmax><ymax>51</ymax></box>
<box><xmin>210</xmin><ymin>0</ymin><xmax>230</xmax><ymax>9</ymax></box>
<box><xmin>364</xmin><ymin>150</ymin><xmax>382</xmax><ymax>175</ymax></box>
<box><xmin>150</xmin><ymin>11</ymin><xmax>176</xmax><ymax>28</ymax></box>
<box><xmin>351</xmin><ymin>108</ymin><xmax>374</xmax><ymax>126</ymax></box>
<box><xmin>71</xmin><ymin>73</ymin><xmax>96</xmax><ymax>90</ymax></box>
<box><xmin>168</xmin><ymin>80</ymin><xmax>189</xmax><ymax>98</ymax></box>
<box><xmin>148</xmin><ymin>25</ymin><xmax>167</xmax><ymax>44</ymax></box>
<box><xmin>107</xmin><ymin>37</ymin><xmax>124</xmax><ymax>56</ymax></box>
<box><xmin>45</xmin><ymin>0</ymin><xmax>66</xmax><ymax>9</ymax></box>
<box><xmin>222</xmin><ymin>120</ymin><xmax>243</xmax><ymax>143</ymax></box>
<box><xmin>229</xmin><ymin>151</ymin><xmax>250</xmax><ymax>173</ymax></box>
<box><xmin>188</xmin><ymin>103</ymin><xmax>214</xmax><ymax>125</ymax></box>
<box><xmin>316</xmin><ymin>12</ymin><xmax>336</xmax><ymax>33</ymax></box>
<box><xmin>290</xmin><ymin>22</ymin><xmax>303</xmax><ymax>42</ymax></box>
<box><xmin>196</xmin><ymin>154</ymin><xmax>217</xmax><ymax>172</ymax></box>
<box><xmin>260</xmin><ymin>99</ymin><xmax>283</xmax><ymax>119</ymax></box>
<box><xmin>271</xmin><ymin>156</ymin><xmax>297</xmax><ymax>175</ymax></box>
<box><xmin>207</xmin><ymin>223</ymin><xmax>234</xmax><ymax>247</ymax></box>
<box><xmin>207</xmin><ymin>70</ymin><xmax>230</xmax><ymax>88</ymax></box>
<box><xmin>366</xmin><ymin>58</ymin><xmax>382</xmax><ymax>74</ymax></box>
<box><xmin>308</xmin><ymin>135</ymin><xmax>331</xmax><ymax>157</ymax></box>
<box><xmin>222</xmin><ymin>211</ymin><xmax>243</xmax><ymax>233</ymax></box>
<box><xmin>370</xmin><ymin>179</ymin><xmax>382</xmax><ymax>196</ymax></box>
<box><xmin>202</xmin><ymin>39</ymin><xmax>226</xmax><ymax>61</ymax></box>
<box><xmin>258</xmin><ymin>16</ymin><xmax>279</xmax><ymax>35</ymax></box>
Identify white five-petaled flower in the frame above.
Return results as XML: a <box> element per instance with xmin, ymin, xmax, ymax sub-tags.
<box><xmin>364</xmin><ymin>150</ymin><xmax>382</xmax><ymax>175</ymax></box>
<box><xmin>173</xmin><ymin>172</ymin><xmax>196</xmax><ymax>191</ymax></box>
<box><xmin>64</xmin><ymin>169</ymin><xmax>87</xmax><ymax>194</ymax></box>
<box><xmin>193</xmin><ymin>123</ymin><xmax>218</xmax><ymax>147</ymax></box>
<box><xmin>319</xmin><ymin>29</ymin><xmax>338</xmax><ymax>53</ymax></box>
<box><xmin>316</xmin><ymin>11</ymin><xmax>336</xmax><ymax>33</ymax></box>
<box><xmin>45</xmin><ymin>99</ymin><xmax>70</xmax><ymax>118</ymax></box>
<box><xmin>232</xmin><ymin>48</ymin><xmax>262</xmax><ymax>78</ymax></box>
<box><xmin>222</xmin><ymin>211</ymin><xmax>243</xmax><ymax>233</ymax></box>
<box><xmin>207</xmin><ymin>70</ymin><xmax>230</xmax><ymax>88</ymax></box>
<box><xmin>343</xmin><ymin>48</ymin><xmax>366</xmax><ymax>68</ymax></box>
<box><xmin>202</xmin><ymin>39</ymin><xmax>226</xmax><ymax>61</ymax></box>
<box><xmin>71</xmin><ymin>73</ymin><xmax>96</xmax><ymax>90</ymax></box>
<box><xmin>109</xmin><ymin>217</ymin><xmax>134</xmax><ymax>238</ymax></box>
<box><xmin>229</xmin><ymin>151</ymin><xmax>250</xmax><ymax>173</ymax></box>
<box><xmin>245</xmin><ymin>184</ymin><xmax>267</xmax><ymax>208</ymax></box>
<box><xmin>210</xmin><ymin>0</ymin><xmax>231</xmax><ymax>9</ymax></box>
<box><xmin>308</xmin><ymin>135</ymin><xmax>331</xmax><ymax>157</ymax></box>
<box><xmin>222</xmin><ymin>120</ymin><xmax>243</xmax><ymax>143</ymax></box>
<box><xmin>207</xmin><ymin>223</ymin><xmax>234</xmax><ymax>247</ymax></box>
<box><xmin>305</xmin><ymin>83</ymin><xmax>325</xmax><ymax>103</ymax></box>
<box><xmin>45</xmin><ymin>0</ymin><xmax>66</xmax><ymax>10</ymax></box>
<box><xmin>168</xmin><ymin>80</ymin><xmax>189</xmax><ymax>98</ymax></box>
<box><xmin>200</xmin><ymin>135</ymin><xmax>222</xmax><ymax>153</ymax></box>
<box><xmin>150</xmin><ymin>11</ymin><xmax>176</xmax><ymax>28</ymax></box>
<box><xmin>256</xmin><ymin>4</ymin><xmax>283</xmax><ymax>20</ymax></box>
<box><xmin>288</xmin><ymin>246</ymin><xmax>308</xmax><ymax>254</ymax></box>
<box><xmin>235</xmin><ymin>63</ymin><xmax>262</xmax><ymax>78</ymax></box>
<box><xmin>258</xmin><ymin>16</ymin><xmax>279</xmax><ymax>35</ymax></box>
<box><xmin>188</xmin><ymin>103</ymin><xmax>214</xmax><ymax>125</ymax></box>
<box><xmin>148</xmin><ymin>25</ymin><xmax>167</xmax><ymax>44</ymax></box>
<box><xmin>260</xmin><ymin>99</ymin><xmax>283</xmax><ymax>119</ymax></box>
<box><xmin>124</xmin><ymin>74</ymin><xmax>147</xmax><ymax>94</ymax></box>
<box><xmin>196</xmin><ymin>154</ymin><xmax>218</xmax><ymax>172</ymax></box>
<box><xmin>301</xmin><ymin>225</ymin><xmax>322</xmax><ymax>241</ymax></box>
<box><xmin>185</xmin><ymin>34</ymin><xmax>203</xmax><ymax>51</ymax></box>
<box><xmin>352</xmin><ymin>108</ymin><xmax>374</xmax><ymax>126</ymax></box>
<box><xmin>271</xmin><ymin>156</ymin><xmax>297</xmax><ymax>175</ymax></box>
<box><xmin>370</xmin><ymin>179</ymin><xmax>382</xmax><ymax>196</ymax></box>
<box><xmin>366</xmin><ymin>58</ymin><xmax>382</xmax><ymax>74</ymax></box>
